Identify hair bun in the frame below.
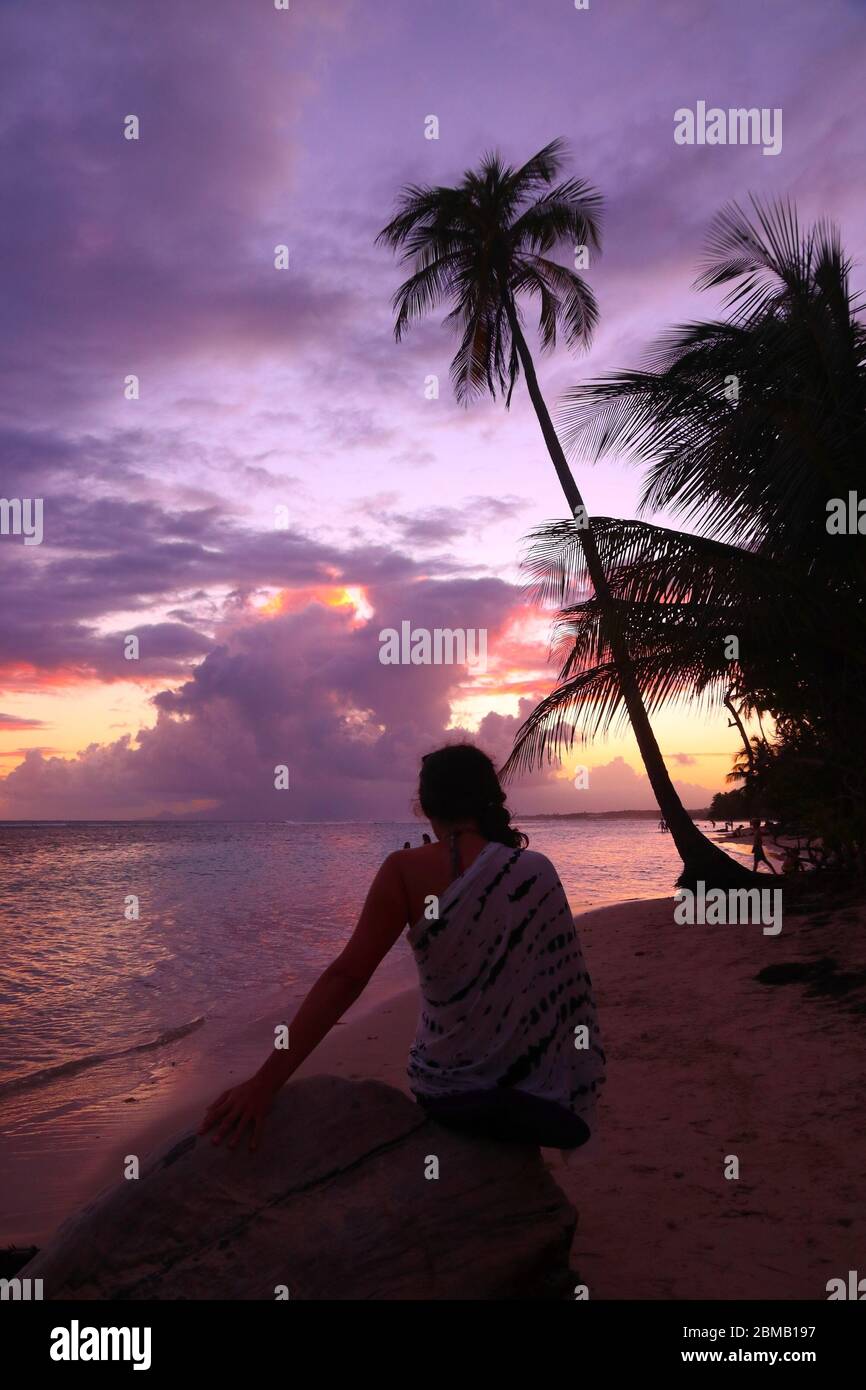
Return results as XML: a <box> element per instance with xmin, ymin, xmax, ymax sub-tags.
<box><xmin>417</xmin><ymin>743</ymin><xmax>528</xmax><ymax>850</ymax></box>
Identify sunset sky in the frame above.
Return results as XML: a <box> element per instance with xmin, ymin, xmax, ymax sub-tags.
<box><xmin>1</xmin><ymin>0</ymin><xmax>864</xmax><ymax>820</ymax></box>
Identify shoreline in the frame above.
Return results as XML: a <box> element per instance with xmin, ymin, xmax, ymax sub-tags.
<box><xmin>0</xmin><ymin>955</ymin><xmax>419</xmax><ymax>1250</ymax></box>
<box><xmin>6</xmin><ymin>888</ymin><xmax>866</xmax><ymax>1298</ymax></box>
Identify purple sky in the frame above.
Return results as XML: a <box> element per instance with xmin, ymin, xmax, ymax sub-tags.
<box><xmin>1</xmin><ymin>0</ymin><xmax>864</xmax><ymax>820</ymax></box>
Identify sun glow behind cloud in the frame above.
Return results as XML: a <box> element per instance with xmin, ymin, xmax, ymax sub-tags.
<box><xmin>251</xmin><ymin>585</ymin><xmax>374</xmax><ymax>626</ymax></box>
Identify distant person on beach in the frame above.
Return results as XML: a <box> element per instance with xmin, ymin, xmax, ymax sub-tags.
<box><xmin>200</xmin><ymin>743</ymin><xmax>605</xmax><ymax>1153</ymax></box>
<box><xmin>403</xmin><ymin>841</ymin><xmax>411</xmax><ymax>849</ymax></box>
<box><xmin>422</xmin><ymin>832</ymin><xmax>431</xmax><ymax>844</ymax></box>
<box><xmin>751</xmin><ymin>819</ymin><xmax>777</xmax><ymax>874</ymax></box>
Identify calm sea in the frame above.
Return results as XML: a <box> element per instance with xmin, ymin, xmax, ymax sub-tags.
<box><xmin>0</xmin><ymin>817</ymin><xmax>695</xmax><ymax>1092</ymax></box>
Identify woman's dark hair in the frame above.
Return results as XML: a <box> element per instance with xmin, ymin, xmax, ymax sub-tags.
<box><xmin>417</xmin><ymin>743</ymin><xmax>527</xmax><ymax>849</ymax></box>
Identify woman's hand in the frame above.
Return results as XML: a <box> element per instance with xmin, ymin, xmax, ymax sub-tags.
<box><xmin>198</xmin><ymin>1075</ymin><xmax>275</xmax><ymax>1152</ymax></box>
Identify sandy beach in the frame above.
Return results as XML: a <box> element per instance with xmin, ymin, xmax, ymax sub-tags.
<box><xmin>11</xmin><ymin>885</ymin><xmax>866</xmax><ymax>1300</ymax></box>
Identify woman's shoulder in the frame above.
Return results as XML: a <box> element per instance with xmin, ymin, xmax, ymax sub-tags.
<box><xmin>508</xmin><ymin>845</ymin><xmax>560</xmax><ymax>880</ymax></box>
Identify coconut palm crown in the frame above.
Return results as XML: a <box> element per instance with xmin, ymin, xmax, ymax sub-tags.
<box><xmin>377</xmin><ymin>138</ymin><xmax>602</xmax><ymax>405</ymax></box>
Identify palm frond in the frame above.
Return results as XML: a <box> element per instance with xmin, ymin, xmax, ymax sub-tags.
<box><xmin>377</xmin><ymin>140</ymin><xmax>603</xmax><ymax>401</ymax></box>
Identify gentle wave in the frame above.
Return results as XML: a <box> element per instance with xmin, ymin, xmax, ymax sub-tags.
<box><xmin>0</xmin><ymin>1015</ymin><xmax>206</xmax><ymax>1097</ymax></box>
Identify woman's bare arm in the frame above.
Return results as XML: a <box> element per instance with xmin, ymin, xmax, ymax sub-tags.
<box><xmin>199</xmin><ymin>852</ymin><xmax>409</xmax><ymax>1149</ymax></box>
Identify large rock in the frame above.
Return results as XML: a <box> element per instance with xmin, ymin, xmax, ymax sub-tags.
<box><xmin>23</xmin><ymin>1076</ymin><xmax>576</xmax><ymax>1300</ymax></box>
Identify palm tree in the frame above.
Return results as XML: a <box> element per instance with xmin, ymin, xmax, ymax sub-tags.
<box><xmin>378</xmin><ymin>139</ymin><xmax>750</xmax><ymax>886</ymax></box>
<box><xmin>504</xmin><ymin>512</ymin><xmax>822</xmax><ymax>776</ymax></box>
<box><xmin>505</xmin><ymin>198</ymin><xmax>866</xmax><ymax>871</ymax></box>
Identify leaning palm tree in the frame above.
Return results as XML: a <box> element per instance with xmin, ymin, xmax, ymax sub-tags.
<box><xmin>378</xmin><ymin>139</ymin><xmax>750</xmax><ymax>886</ymax></box>
<box><xmin>505</xmin><ymin>198</ymin><xmax>866</xmax><ymax>874</ymax></box>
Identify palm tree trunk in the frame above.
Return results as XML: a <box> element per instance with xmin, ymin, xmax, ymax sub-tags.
<box><xmin>756</xmin><ymin>708</ymin><xmax>771</xmax><ymax>750</ymax></box>
<box><xmin>724</xmin><ymin>693</ymin><xmax>756</xmax><ymax>775</ymax></box>
<box><xmin>506</xmin><ymin>306</ymin><xmax>755</xmax><ymax>887</ymax></box>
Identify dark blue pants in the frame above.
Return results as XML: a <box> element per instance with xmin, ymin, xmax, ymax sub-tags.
<box><xmin>417</xmin><ymin>1088</ymin><xmax>591</xmax><ymax>1149</ymax></box>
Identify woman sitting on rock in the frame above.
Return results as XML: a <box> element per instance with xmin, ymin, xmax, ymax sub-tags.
<box><xmin>200</xmin><ymin>743</ymin><xmax>606</xmax><ymax>1152</ymax></box>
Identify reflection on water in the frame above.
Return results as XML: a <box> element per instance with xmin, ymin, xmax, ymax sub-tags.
<box><xmin>0</xmin><ymin>817</ymin><xmax>689</xmax><ymax>1087</ymax></box>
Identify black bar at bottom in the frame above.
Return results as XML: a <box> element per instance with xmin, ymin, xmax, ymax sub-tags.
<box><xmin>2</xmin><ymin>1298</ymin><xmax>861</xmax><ymax>1375</ymax></box>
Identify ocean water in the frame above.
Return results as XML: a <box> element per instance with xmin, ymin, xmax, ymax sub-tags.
<box><xmin>0</xmin><ymin>818</ymin><xmax>696</xmax><ymax>1092</ymax></box>
<box><xmin>0</xmin><ymin>817</ymin><xmax>717</xmax><ymax>1241</ymax></box>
